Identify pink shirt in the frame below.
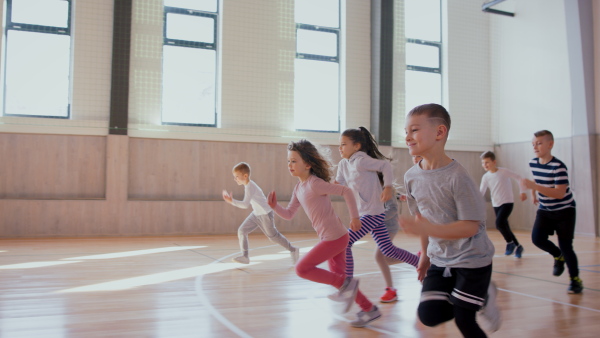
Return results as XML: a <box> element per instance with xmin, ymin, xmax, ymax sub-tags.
<box><xmin>273</xmin><ymin>175</ymin><xmax>359</xmax><ymax>241</ymax></box>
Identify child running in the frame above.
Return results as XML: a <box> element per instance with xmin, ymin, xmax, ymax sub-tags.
<box><xmin>336</xmin><ymin>127</ymin><xmax>420</xmax><ymax>300</ymax></box>
<box><xmin>267</xmin><ymin>140</ymin><xmax>381</xmax><ymax>327</ymax></box>
<box><xmin>522</xmin><ymin>130</ymin><xmax>583</xmax><ymax>294</ymax></box>
<box><xmin>222</xmin><ymin>162</ymin><xmax>299</xmax><ymax>265</ymax></box>
<box><xmin>376</xmin><ymin>154</ymin><xmax>422</xmax><ymax>303</ymax></box>
<box><xmin>400</xmin><ymin>104</ymin><xmax>501</xmax><ymax>337</ymax></box>
<box><xmin>479</xmin><ymin>151</ymin><xmax>527</xmax><ymax>258</ymax></box>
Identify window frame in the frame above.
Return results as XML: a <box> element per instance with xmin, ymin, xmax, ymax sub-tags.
<box><xmin>2</xmin><ymin>0</ymin><xmax>73</xmax><ymax>119</ymax></box>
<box><xmin>406</xmin><ymin>38</ymin><xmax>441</xmax><ymax>74</ymax></box>
<box><xmin>161</xmin><ymin>4</ymin><xmax>219</xmax><ymax>127</ymax></box>
<box><xmin>294</xmin><ymin>2</ymin><xmax>341</xmax><ymax>133</ymax></box>
<box><xmin>404</xmin><ymin>0</ymin><xmax>443</xmax><ymax>112</ymax></box>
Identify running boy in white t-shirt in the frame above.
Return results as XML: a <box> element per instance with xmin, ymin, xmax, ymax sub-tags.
<box><xmin>223</xmin><ymin>162</ymin><xmax>299</xmax><ymax>264</ymax></box>
<box><xmin>480</xmin><ymin>151</ymin><xmax>527</xmax><ymax>258</ymax></box>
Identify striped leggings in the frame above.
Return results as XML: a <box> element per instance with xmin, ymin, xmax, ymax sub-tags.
<box><xmin>346</xmin><ymin>213</ymin><xmax>419</xmax><ymax>277</ymax></box>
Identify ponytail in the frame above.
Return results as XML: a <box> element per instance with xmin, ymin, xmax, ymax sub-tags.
<box><xmin>342</xmin><ymin>127</ymin><xmax>391</xmax><ymax>186</ymax></box>
<box><xmin>358</xmin><ymin>127</ymin><xmax>391</xmax><ymax>161</ymax></box>
<box><xmin>342</xmin><ymin>127</ymin><xmax>391</xmax><ymax>161</ymax></box>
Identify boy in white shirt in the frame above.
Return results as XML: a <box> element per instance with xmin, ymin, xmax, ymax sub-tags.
<box><xmin>480</xmin><ymin>151</ymin><xmax>527</xmax><ymax>258</ymax></box>
<box><xmin>223</xmin><ymin>162</ymin><xmax>299</xmax><ymax>264</ymax></box>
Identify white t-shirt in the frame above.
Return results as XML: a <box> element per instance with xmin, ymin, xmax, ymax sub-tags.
<box><xmin>479</xmin><ymin>167</ymin><xmax>526</xmax><ymax>207</ymax></box>
<box><xmin>336</xmin><ymin>151</ymin><xmax>394</xmax><ymax>216</ymax></box>
<box><xmin>231</xmin><ymin>180</ymin><xmax>272</xmax><ymax>215</ymax></box>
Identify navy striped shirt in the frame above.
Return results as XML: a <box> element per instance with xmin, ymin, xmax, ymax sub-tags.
<box><xmin>528</xmin><ymin>157</ymin><xmax>576</xmax><ymax>211</ymax></box>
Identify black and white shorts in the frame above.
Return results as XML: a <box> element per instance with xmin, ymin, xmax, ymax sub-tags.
<box><xmin>420</xmin><ymin>263</ymin><xmax>492</xmax><ymax>311</ymax></box>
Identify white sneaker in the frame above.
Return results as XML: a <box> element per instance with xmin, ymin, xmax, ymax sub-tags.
<box><xmin>478</xmin><ymin>281</ymin><xmax>502</xmax><ymax>332</ymax></box>
<box><xmin>350</xmin><ymin>305</ymin><xmax>382</xmax><ymax>328</ymax></box>
<box><xmin>232</xmin><ymin>256</ymin><xmax>250</xmax><ymax>264</ymax></box>
<box><xmin>333</xmin><ymin>277</ymin><xmax>359</xmax><ymax>313</ymax></box>
<box><xmin>290</xmin><ymin>247</ymin><xmax>300</xmax><ymax>265</ymax></box>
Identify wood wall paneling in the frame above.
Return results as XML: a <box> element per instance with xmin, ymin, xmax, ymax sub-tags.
<box><xmin>0</xmin><ymin>133</ymin><xmax>106</xmax><ymax>199</ymax></box>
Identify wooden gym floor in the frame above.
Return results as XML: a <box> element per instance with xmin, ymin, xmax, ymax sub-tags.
<box><xmin>0</xmin><ymin>230</ymin><xmax>598</xmax><ymax>337</ymax></box>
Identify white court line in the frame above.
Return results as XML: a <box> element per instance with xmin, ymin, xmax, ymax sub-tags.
<box><xmin>195</xmin><ymin>271</ymin><xmax>253</xmax><ymax>338</ymax></box>
<box><xmin>305</xmin><ymin>282</ymin><xmax>409</xmax><ymax>337</ymax></box>
<box><xmin>498</xmin><ymin>288</ymin><xmax>600</xmax><ymax>313</ymax></box>
<box><xmin>194</xmin><ymin>239</ymin><xmax>316</xmax><ymax>338</ymax></box>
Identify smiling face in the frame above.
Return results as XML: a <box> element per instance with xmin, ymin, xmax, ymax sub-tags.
<box><xmin>481</xmin><ymin>158</ymin><xmax>497</xmax><ymax>172</ymax></box>
<box><xmin>232</xmin><ymin>170</ymin><xmax>249</xmax><ymax>185</ymax></box>
<box><xmin>339</xmin><ymin>135</ymin><xmax>361</xmax><ymax>160</ymax></box>
<box><xmin>404</xmin><ymin>114</ymin><xmax>441</xmax><ymax>157</ymax></box>
<box><xmin>532</xmin><ymin>135</ymin><xmax>553</xmax><ymax>159</ymax></box>
<box><xmin>287</xmin><ymin>150</ymin><xmax>311</xmax><ymax>181</ymax></box>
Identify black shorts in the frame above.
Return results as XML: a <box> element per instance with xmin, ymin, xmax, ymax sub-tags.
<box><xmin>421</xmin><ymin>263</ymin><xmax>492</xmax><ymax>311</ymax></box>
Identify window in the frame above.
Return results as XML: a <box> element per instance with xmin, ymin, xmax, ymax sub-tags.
<box><xmin>2</xmin><ymin>0</ymin><xmax>72</xmax><ymax>118</ymax></box>
<box><xmin>404</xmin><ymin>0</ymin><xmax>441</xmax><ymax>114</ymax></box>
<box><xmin>162</xmin><ymin>0</ymin><xmax>218</xmax><ymax>126</ymax></box>
<box><xmin>294</xmin><ymin>0</ymin><xmax>340</xmax><ymax>132</ymax></box>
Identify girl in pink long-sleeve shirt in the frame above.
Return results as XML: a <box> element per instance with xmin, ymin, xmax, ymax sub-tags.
<box><xmin>267</xmin><ymin>140</ymin><xmax>381</xmax><ymax>328</ymax></box>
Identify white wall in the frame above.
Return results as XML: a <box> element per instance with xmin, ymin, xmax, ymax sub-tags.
<box><xmin>445</xmin><ymin>0</ymin><xmax>492</xmax><ymax>150</ymax></box>
<box><xmin>490</xmin><ymin>0</ymin><xmax>572</xmax><ymax>144</ymax></box>
<box><xmin>595</xmin><ymin>0</ymin><xmax>600</xmax><ymax>135</ymax></box>
<box><xmin>128</xmin><ymin>0</ymin><xmax>371</xmax><ymax>146</ymax></box>
<box><xmin>393</xmin><ymin>0</ymin><xmax>493</xmax><ymax>151</ymax></box>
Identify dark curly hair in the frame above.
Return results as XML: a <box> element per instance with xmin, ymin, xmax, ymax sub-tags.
<box><xmin>288</xmin><ymin>139</ymin><xmax>333</xmax><ymax>182</ymax></box>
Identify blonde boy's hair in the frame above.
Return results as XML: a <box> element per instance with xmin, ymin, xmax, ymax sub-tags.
<box><xmin>407</xmin><ymin>103</ymin><xmax>451</xmax><ymax>133</ymax></box>
<box><xmin>233</xmin><ymin>162</ymin><xmax>251</xmax><ymax>176</ymax></box>
<box><xmin>534</xmin><ymin>130</ymin><xmax>554</xmax><ymax>141</ymax></box>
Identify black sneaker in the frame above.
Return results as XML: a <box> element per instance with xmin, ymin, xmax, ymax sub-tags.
<box><xmin>553</xmin><ymin>255</ymin><xmax>565</xmax><ymax>276</ymax></box>
<box><xmin>568</xmin><ymin>276</ymin><xmax>583</xmax><ymax>294</ymax></box>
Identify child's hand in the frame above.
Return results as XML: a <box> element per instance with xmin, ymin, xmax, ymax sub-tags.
<box><xmin>521</xmin><ymin>178</ymin><xmax>536</xmax><ymax>190</ymax></box>
<box><xmin>520</xmin><ymin>192</ymin><xmax>527</xmax><ymax>202</ymax></box>
<box><xmin>222</xmin><ymin>190</ymin><xmax>233</xmax><ymax>203</ymax></box>
<box><xmin>399</xmin><ymin>194</ymin><xmax>407</xmax><ymax>202</ymax></box>
<box><xmin>417</xmin><ymin>255</ymin><xmax>430</xmax><ymax>282</ymax></box>
<box><xmin>380</xmin><ymin>186</ymin><xmax>393</xmax><ymax>202</ymax></box>
<box><xmin>399</xmin><ymin>213</ymin><xmax>430</xmax><ymax>237</ymax></box>
<box><xmin>350</xmin><ymin>218</ymin><xmax>362</xmax><ymax>232</ymax></box>
<box><xmin>267</xmin><ymin>191</ymin><xmax>277</xmax><ymax>208</ymax></box>
<box><xmin>532</xmin><ymin>196</ymin><xmax>538</xmax><ymax>205</ymax></box>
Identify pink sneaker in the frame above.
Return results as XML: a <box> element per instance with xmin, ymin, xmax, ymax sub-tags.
<box><xmin>380</xmin><ymin>287</ymin><xmax>398</xmax><ymax>303</ymax></box>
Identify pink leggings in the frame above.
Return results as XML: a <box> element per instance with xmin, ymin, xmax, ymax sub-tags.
<box><xmin>295</xmin><ymin>233</ymin><xmax>373</xmax><ymax>312</ymax></box>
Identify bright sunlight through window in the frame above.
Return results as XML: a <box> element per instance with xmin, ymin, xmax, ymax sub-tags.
<box><xmin>294</xmin><ymin>0</ymin><xmax>340</xmax><ymax>132</ymax></box>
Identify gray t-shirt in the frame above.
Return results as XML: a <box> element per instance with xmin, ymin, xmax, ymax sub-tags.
<box><xmin>404</xmin><ymin>160</ymin><xmax>494</xmax><ymax>268</ymax></box>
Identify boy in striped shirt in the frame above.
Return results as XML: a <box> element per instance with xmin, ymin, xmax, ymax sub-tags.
<box><xmin>522</xmin><ymin>130</ymin><xmax>583</xmax><ymax>294</ymax></box>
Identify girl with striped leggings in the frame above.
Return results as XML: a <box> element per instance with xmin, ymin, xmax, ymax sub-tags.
<box><xmin>335</xmin><ymin>127</ymin><xmax>419</xmax><ymax>301</ymax></box>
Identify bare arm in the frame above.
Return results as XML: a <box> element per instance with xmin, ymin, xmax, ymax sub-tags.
<box><xmin>400</xmin><ymin>214</ymin><xmax>479</xmax><ymax>239</ymax></box>
<box><xmin>530</xmin><ymin>189</ymin><xmax>538</xmax><ymax>205</ymax></box>
<box><xmin>522</xmin><ymin>179</ymin><xmax>568</xmax><ymax>200</ymax></box>
<box><xmin>417</xmin><ymin>234</ymin><xmax>430</xmax><ymax>282</ymax></box>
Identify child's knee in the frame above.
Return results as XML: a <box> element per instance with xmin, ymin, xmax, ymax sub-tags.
<box><xmin>295</xmin><ymin>263</ymin><xmax>310</xmax><ymax>278</ymax></box>
<box><xmin>418</xmin><ymin>302</ymin><xmax>452</xmax><ymax>327</ymax></box>
<box><xmin>453</xmin><ymin>307</ymin><xmax>477</xmax><ymax>331</ymax></box>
